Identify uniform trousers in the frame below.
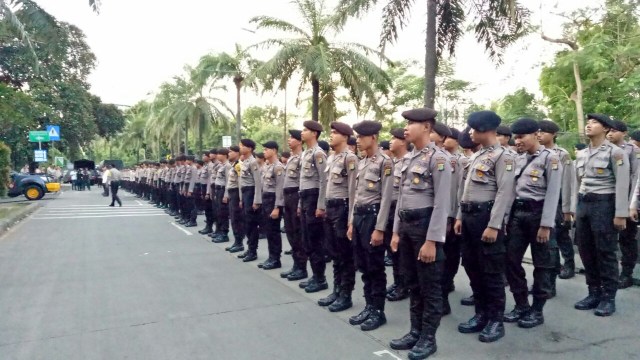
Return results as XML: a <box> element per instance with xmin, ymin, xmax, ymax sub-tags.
<box><xmin>384</xmin><ymin>201</ymin><xmax>402</xmax><ymax>288</ymax></box>
<box><xmin>262</xmin><ymin>193</ymin><xmax>282</xmax><ymax>260</ymax></box>
<box><xmin>283</xmin><ymin>188</ymin><xmax>307</xmax><ymax>269</ymax></box>
<box><xmin>215</xmin><ymin>185</ymin><xmax>230</xmax><ymax>234</ymax></box>
<box><xmin>241</xmin><ymin>186</ymin><xmax>261</xmax><ymax>254</ymax></box>
<box><xmin>324</xmin><ymin>199</ymin><xmax>355</xmax><ymax>294</ymax></box>
<box><xmin>352</xmin><ymin>204</ymin><xmax>387</xmax><ymax>311</ymax></box>
<box><xmin>300</xmin><ymin>188</ymin><xmax>326</xmax><ymax>279</ymax></box>
<box><xmin>228</xmin><ymin>188</ymin><xmax>245</xmax><ymax>243</ymax></box>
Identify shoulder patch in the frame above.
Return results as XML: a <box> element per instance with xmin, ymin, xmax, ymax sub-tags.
<box><xmin>252</xmin><ymin>163</ymin><xmax>258</xmax><ymax>171</ymax></box>
<box><xmin>614</xmin><ymin>152</ymin><xmax>624</xmax><ymax>166</ymax></box>
<box><xmin>315</xmin><ymin>151</ymin><xmax>325</xmax><ymax>164</ymax></box>
<box><xmin>348</xmin><ymin>158</ymin><xmax>356</xmax><ymax>171</ymax></box>
<box><xmin>383</xmin><ymin>161</ymin><xmax>392</xmax><ymax>176</ymax></box>
<box><xmin>435</xmin><ymin>156</ymin><xmax>446</xmax><ymax>171</ymax></box>
<box><xmin>551</xmin><ymin>158</ymin><xmax>559</xmax><ymax>170</ymax></box>
<box><xmin>504</xmin><ymin>158</ymin><xmax>513</xmax><ymax>171</ymax></box>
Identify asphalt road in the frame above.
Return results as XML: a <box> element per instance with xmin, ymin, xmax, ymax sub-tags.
<box><xmin>0</xmin><ymin>188</ymin><xmax>639</xmax><ymax>360</ymax></box>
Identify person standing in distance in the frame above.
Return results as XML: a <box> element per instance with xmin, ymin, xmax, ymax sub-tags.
<box><xmin>259</xmin><ymin>141</ymin><xmax>285</xmax><ymax>270</ymax></box>
<box><xmin>389</xmin><ymin>108</ymin><xmax>451</xmax><ymax>360</ymax></box>
<box><xmin>107</xmin><ymin>164</ymin><xmax>122</xmax><ymax>207</ymax></box>
<box><xmin>237</xmin><ymin>139</ymin><xmax>263</xmax><ymax>263</ymax></box>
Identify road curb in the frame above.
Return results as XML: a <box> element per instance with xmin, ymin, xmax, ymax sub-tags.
<box><xmin>0</xmin><ymin>202</ymin><xmax>40</xmax><ymax>238</ymax></box>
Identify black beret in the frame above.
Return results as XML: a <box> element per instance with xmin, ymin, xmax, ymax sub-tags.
<box><xmin>458</xmin><ymin>126</ymin><xmax>477</xmax><ymax>149</ymax></box>
<box><xmin>318</xmin><ymin>140</ymin><xmax>330</xmax><ymax>152</ymax></box>
<box><xmin>575</xmin><ymin>143</ymin><xmax>587</xmax><ymax>150</ymax></box>
<box><xmin>160</xmin><ymin>159</ymin><xmax>168</xmax><ymax>164</ymax></box>
<box><xmin>168</xmin><ymin>159</ymin><xmax>176</xmax><ymax>165</ymax></box>
<box><xmin>229</xmin><ymin>145</ymin><xmax>240</xmax><ymax>152</ymax></box>
<box><xmin>209</xmin><ymin>148</ymin><xmax>218</xmax><ymax>155</ymax></box>
<box><xmin>202</xmin><ymin>152</ymin><xmax>210</xmax><ymax>157</ymax></box>
<box><xmin>289</xmin><ymin>129</ymin><xmax>302</xmax><ymax>141</ymax></box>
<box><xmin>448</xmin><ymin>127</ymin><xmax>461</xmax><ymax>140</ymax></box>
<box><xmin>390</xmin><ymin>128</ymin><xmax>405</xmax><ymax>140</ymax></box>
<box><xmin>467</xmin><ymin>111</ymin><xmax>502</xmax><ymax>132</ymax></box>
<box><xmin>347</xmin><ymin>136</ymin><xmax>357</xmax><ymax>146</ymax></box>
<box><xmin>255</xmin><ymin>152</ymin><xmax>264</xmax><ymax>159</ymax></box>
<box><xmin>262</xmin><ymin>141</ymin><xmax>279</xmax><ymax>150</ymax></box>
<box><xmin>538</xmin><ymin>120</ymin><xmax>560</xmax><ymax>134</ymax></box>
<box><xmin>177</xmin><ymin>155</ymin><xmax>186</xmax><ymax>161</ymax></box>
<box><xmin>433</xmin><ymin>122</ymin><xmax>452</xmax><ymax>138</ymax></box>
<box><xmin>330</xmin><ymin>122</ymin><xmax>353</xmax><ymax>136</ymax></box>
<box><xmin>196</xmin><ymin>160</ymin><xmax>204</xmax><ymax>166</ymax></box>
<box><xmin>379</xmin><ymin>140</ymin><xmax>390</xmax><ymax>150</ymax></box>
<box><xmin>401</xmin><ymin>107</ymin><xmax>438</xmax><ymax>122</ymax></box>
<box><xmin>510</xmin><ymin>118</ymin><xmax>539</xmax><ymax>135</ymax></box>
<box><xmin>303</xmin><ymin>120</ymin><xmax>323</xmax><ymax>133</ymax></box>
<box><xmin>217</xmin><ymin>148</ymin><xmax>229</xmax><ymax>156</ymax></box>
<box><xmin>240</xmin><ymin>138</ymin><xmax>256</xmax><ymax>149</ymax></box>
<box><xmin>586</xmin><ymin>113</ymin><xmax>615</xmax><ymax>128</ymax></box>
<box><xmin>496</xmin><ymin>125</ymin><xmax>512</xmax><ymax>137</ymax></box>
<box><xmin>353</xmin><ymin>120</ymin><xmax>382</xmax><ymax>136</ymax></box>
<box><xmin>610</xmin><ymin>119</ymin><xmax>628</xmax><ymax>132</ymax></box>
<box><xmin>186</xmin><ymin>155</ymin><xmax>195</xmax><ymax>161</ymax></box>
<box><xmin>508</xmin><ymin>138</ymin><xmax>516</xmax><ymax>146</ymax></box>
<box><xmin>630</xmin><ymin>130</ymin><xmax>640</xmax><ymax>142</ymax></box>
<box><xmin>280</xmin><ymin>151</ymin><xmax>291</xmax><ymax>158</ymax></box>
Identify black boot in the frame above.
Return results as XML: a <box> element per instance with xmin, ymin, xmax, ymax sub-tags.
<box><xmin>184</xmin><ymin>221</ymin><xmax>197</xmax><ymax>228</ymax></box>
<box><xmin>349</xmin><ymin>305</ymin><xmax>373</xmax><ymax>325</ymax></box>
<box><xmin>242</xmin><ymin>252</ymin><xmax>258</xmax><ymax>262</ymax></box>
<box><xmin>575</xmin><ymin>287</ymin><xmax>601</xmax><ymax>310</ymax></box>
<box><xmin>227</xmin><ymin>243</ymin><xmax>244</xmax><ymax>253</ymax></box>
<box><xmin>318</xmin><ymin>285</ymin><xmax>340</xmax><ymax>306</ymax></box>
<box><xmin>478</xmin><ymin>320</ymin><xmax>505</xmax><ymax>343</ymax></box>
<box><xmin>305</xmin><ymin>277</ymin><xmax>328</xmax><ymax>293</ymax></box>
<box><xmin>287</xmin><ymin>268</ymin><xmax>308</xmax><ymax>281</ymax></box>
<box><xmin>328</xmin><ymin>292</ymin><xmax>353</xmax><ymax>312</ymax></box>
<box><xmin>503</xmin><ymin>304</ymin><xmax>530</xmax><ymax>323</ymax></box>
<box><xmin>361</xmin><ymin>309</ymin><xmax>386</xmax><ymax>331</ymax></box>
<box><xmin>386</xmin><ymin>283</ymin><xmax>397</xmax><ymax>295</ymax></box>
<box><xmin>594</xmin><ymin>293</ymin><xmax>616</xmax><ymax>317</ymax></box>
<box><xmin>262</xmin><ymin>259</ymin><xmax>281</xmax><ymax>270</ymax></box>
<box><xmin>390</xmin><ymin>329</ymin><xmax>420</xmax><ymax>351</ymax></box>
<box><xmin>212</xmin><ymin>233</ymin><xmax>229</xmax><ymax>243</ymax></box>
<box><xmin>559</xmin><ymin>264</ymin><xmax>575</xmax><ymax>279</ymax></box>
<box><xmin>298</xmin><ymin>278</ymin><xmax>311</xmax><ymax>289</ymax></box>
<box><xmin>280</xmin><ymin>266</ymin><xmax>296</xmax><ymax>279</ymax></box>
<box><xmin>460</xmin><ymin>295</ymin><xmax>475</xmax><ymax>306</ymax></box>
<box><xmin>619</xmin><ymin>273</ymin><xmax>634</xmax><ymax>289</ymax></box>
<box><xmin>442</xmin><ymin>296</ymin><xmax>451</xmax><ymax>316</ymax></box>
<box><xmin>387</xmin><ymin>286</ymin><xmax>409</xmax><ymax>302</ymax></box>
<box><xmin>518</xmin><ymin>298</ymin><xmax>545</xmax><ymax>328</ymax></box>
<box><xmin>408</xmin><ymin>334</ymin><xmax>437</xmax><ymax>360</ymax></box>
<box><xmin>458</xmin><ymin>314</ymin><xmax>487</xmax><ymax>334</ymax></box>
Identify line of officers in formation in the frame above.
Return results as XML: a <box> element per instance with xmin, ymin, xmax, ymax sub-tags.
<box><xmin>120</xmin><ymin>108</ymin><xmax>639</xmax><ymax>360</ymax></box>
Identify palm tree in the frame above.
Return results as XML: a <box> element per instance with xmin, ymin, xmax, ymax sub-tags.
<box><xmin>248</xmin><ymin>0</ymin><xmax>392</xmax><ymax>125</ymax></box>
<box><xmin>336</xmin><ymin>0</ymin><xmax>529</xmax><ymax>108</ymax></box>
<box><xmin>195</xmin><ymin>45</ymin><xmax>260</xmax><ymax>142</ymax></box>
<box><xmin>120</xmin><ymin>108</ymin><xmax>148</xmax><ymax>164</ymax></box>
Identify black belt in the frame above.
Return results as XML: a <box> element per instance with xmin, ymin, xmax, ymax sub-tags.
<box><xmin>399</xmin><ymin>207</ymin><xmax>432</xmax><ymax>222</ymax></box>
<box><xmin>354</xmin><ymin>204</ymin><xmax>379</xmax><ymax>215</ymax></box>
<box><xmin>263</xmin><ymin>192</ymin><xmax>276</xmax><ymax>198</ymax></box>
<box><xmin>326</xmin><ymin>198</ymin><xmax>348</xmax><ymax>207</ymax></box>
<box><xmin>284</xmin><ymin>187</ymin><xmax>299</xmax><ymax>195</ymax></box>
<box><xmin>241</xmin><ymin>186</ymin><xmax>255</xmax><ymax>193</ymax></box>
<box><xmin>460</xmin><ymin>201</ymin><xmax>494</xmax><ymax>214</ymax></box>
<box><xmin>215</xmin><ymin>185</ymin><xmax>225</xmax><ymax>190</ymax></box>
<box><xmin>579</xmin><ymin>193</ymin><xmax>615</xmax><ymax>202</ymax></box>
<box><xmin>228</xmin><ymin>187</ymin><xmax>239</xmax><ymax>193</ymax></box>
<box><xmin>513</xmin><ymin>199</ymin><xmax>544</xmax><ymax>212</ymax></box>
<box><xmin>300</xmin><ymin>188</ymin><xmax>319</xmax><ymax>197</ymax></box>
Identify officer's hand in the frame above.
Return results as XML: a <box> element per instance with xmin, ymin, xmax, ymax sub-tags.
<box><xmin>187</xmin><ymin>192</ymin><xmax>192</xmax><ymax>197</ymax></box>
<box><xmin>563</xmin><ymin>213</ymin><xmax>574</xmax><ymax>225</ymax></box>
<box><xmin>347</xmin><ymin>224</ymin><xmax>353</xmax><ymax>241</ymax></box>
<box><xmin>239</xmin><ymin>201</ymin><xmax>243</xmax><ymax>209</ymax></box>
<box><xmin>315</xmin><ymin>208</ymin><xmax>326</xmax><ymax>218</ymax></box>
<box><xmin>370</xmin><ymin>230</ymin><xmax>384</xmax><ymax>247</ymax></box>
<box><xmin>630</xmin><ymin>208</ymin><xmax>638</xmax><ymax>222</ymax></box>
<box><xmin>390</xmin><ymin>233</ymin><xmax>400</xmax><ymax>253</ymax></box>
<box><xmin>418</xmin><ymin>240</ymin><xmax>436</xmax><ymax>263</ymax></box>
<box><xmin>270</xmin><ymin>208</ymin><xmax>280</xmax><ymax>219</ymax></box>
<box><xmin>536</xmin><ymin>227</ymin><xmax>551</xmax><ymax>243</ymax></box>
<box><xmin>614</xmin><ymin>217</ymin><xmax>627</xmax><ymax>231</ymax></box>
<box><xmin>481</xmin><ymin>227</ymin><xmax>498</xmax><ymax>243</ymax></box>
<box><xmin>453</xmin><ymin>219</ymin><xmax>462</xmax><ymax>235</ymax></box>
<box><xmin>222</xmin><ymin>197</ymin><xmax>228</xmax><ymax>204</ymax></box>
<box><xmin>205</xmin><ymin>194</ymin><xmax>210</xmax><ymax>200</ymax></box>
<box><xmin>252</xmin><ymin>203</ymin><xmax>261</xmax><ymax>210</ymax></box>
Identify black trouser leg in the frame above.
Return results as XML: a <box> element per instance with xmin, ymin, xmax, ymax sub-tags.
<box><xmin>325</xmin><ymin>201</ymin><xmax>355</xmax><ymax>293</ymax></box>
<box><xmin>284</xmin><ymin>191</ymin><xmax>307</xmax><ymax>268</ymax></box>
<box><xmin>203</xmin><ymin>186</ymin><xmax>214</xmax><ymax>226</ymax></box>
<box><xmin>228</xmin><ymin>189</ymin><xmax>245</xmax><ymax>244</ymax></box>
<box><xmin>384</xmin><ymin>201</ymin><xmax>402</xmax><ymax>287</ymax></box>
<box><xmin>619</xmin><ymin>218</ymin><xmax>638</xmax><ymax>276</ymax></box>
<box><xmin>242</xmin><ymin>187</ymin><xmax>261</xmax><ymax>253</ymax></box>
<box><xmin>262</xmin><ymin>194</ymin><xmax>282</xmax><ymax>260</ymax></box>
<box><xmin>300</xmin><ymin>190</ymin><xmax>326</xmax><ymax>279</ymax></box>
<box><xmin>216</xmin><ymin>186</ymin><xmax>230</xmax><ymax>234</ymax></box>
<box><xmin>442</xmin><ymin>217</ymin><xmax>461</xmax><ymax>292</ymax></box>
<box><xmin>110</xmin><ymin>182</ymin><xmax>121</xmax><ymax>206</ymax></box>
<box><xmin>353</xmin><ymin>210</ymin><xmax>386</xmax><ymax>311</ymax></box>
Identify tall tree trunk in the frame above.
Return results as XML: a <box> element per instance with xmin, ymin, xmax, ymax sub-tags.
<box><xmin>424</xmin><ymin>0</ymin><xmax>437</xmax><ymax>108</ymax></box>
<box><xmin>136</xmin><ymin>148</ymin><xmax>140</xmax><ymax>164</ymax></box>
<box><xmin>311</xmin><ymin>76</ymin><xmax>320</xmax><ymax>121</ymax></box>
<box><xmin>235</xmin><ymin>81</ymin><xmax>242</xmax><ymax>142</ymax></box>
<box><xmin>283</xmin><ymin>85</ymin><xmax>288</xmax><ymax>151</ymax></box>
<box><xmin>572</xmin><ymin>61</ymin><xmax>585</xmax><ymax>142</ymax></box>
<box><xmin>198</xmin><ymin>114</ymin><xmax>204</xmax><ymax>155</ymax></box>
<box><xmin>184</xmin><ymin>120</ymin><xmax>189</xmax><ymax>155</ymax></box>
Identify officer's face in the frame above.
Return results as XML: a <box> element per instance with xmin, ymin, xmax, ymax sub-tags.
<box><xmin>606</xmin><ymin>129</ymin><xmax>625</xmax><ymax>143</ymax></box>
<box><xmin>585</xmin><ymin>119</ymin><xmax>606</xmax><ymax>137</ymax></box>
<box><xmin>404</xmin><ymin>121</ymin><xmax>429</xmax><ymax>143</ymax></box>
<box><xmin>430</xmin><ymin>132</ymin><xmax>444</xmax><ymax>144</ymax></box>
<box><xmin>356</xmin><ymin>134</ymin><xmax>375</xmax><ymax>151</ymax></box>
<box><xmin>264</xmin><ymin>148</ymin><xmax>276</xmax><ymax>160</ymax></box>
<box><xmin>443</xmin><ymin>137</ymin><xmax>458</xmax><ymax>152</ymax></box>
<box><xmin>329</xmin><ymin>129</ymin><xmax>347</xmax><ymax>148</ymax></box>
<box><xmin>497</xmin><ymin>134</ymin><xmax>510</xmax><ymax>147</ymax></box>
<box><xmin>239</xmin><ymin>143</ymin><xmax>250</xmax><ymax>155</ymax></box>
<box><xmin>288</xmin><ymin>136</ymin><xmax>301</xmax><ymax>149</ymax></box>
<box><xmin>537</xmin><ymin>131</ymin><xmax>554</xmax><ymax>145</ymax></box>
<box><xmin>390</xmin><ymin>138</ymin><xmax>403</xmax><ymax>153</ymax></box>
<box><xmin>513</xmin><ymin>133</ymin><xmax>537</xmax><ymax>153</ymax></box>
<box><xmin>216</xmin><ymin>154</ymin><xmax>225</xmax><ymax>163</ymax></box>
<box><xmin>301</xmin><ymin>128</ymin><xmax>317</xmax><ymax>142</ymax></box>
<box><xmin>229</xmin><ymin>151</ymin><xmax>238</xmax><ymax>162</ymax></box>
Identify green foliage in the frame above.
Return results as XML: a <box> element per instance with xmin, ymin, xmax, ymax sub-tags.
<box><xmin>495</xmin><ymin>88</ymin><xmax>546</xmax><ymax>124</ymax></box>
<box><xmin>91</xmin><ymin>95</ymin><xmax>125</xmax><ymax>140</ymax></box>
<box><xmin>0</xmin><ymin>141</ymin><xmax>10</xmax><ymax>197</ymax></box>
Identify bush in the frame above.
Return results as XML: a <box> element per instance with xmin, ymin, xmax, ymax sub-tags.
<box><xmin>0</xmin><ymin>142</ymin><xmax>11</xmax><ymax>197</ymax></box>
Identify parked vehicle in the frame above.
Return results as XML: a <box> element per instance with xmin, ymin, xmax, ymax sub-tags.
<box><xmin>7</xmin><ymin>171</ymin><xmax>60</xmax><ymax>200</ymax></box>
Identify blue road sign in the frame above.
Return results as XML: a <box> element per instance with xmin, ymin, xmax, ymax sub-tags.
<box><xmin>46</xmin><ymin>125</ymin><xmax>60</xmax><ymax>141</ymax></box>
<box><xmin>34</xmin><ymin>150</ymin><xmax>48</xmax><ymax>162</ymax></box>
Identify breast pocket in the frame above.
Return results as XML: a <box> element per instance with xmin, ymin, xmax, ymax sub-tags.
<box><xmin>591</xmin><ymin>159</ymin><xmax>610</xmax><ymax>178</ymax></box>
<box><xmin>364</xmin><ymin>171</ymin><xmax>380</xmax><ymax>192</ymax></box>
<box><xmin>302</xmin><ymin>161</ymin><xmax>314</xmax><ymax>178</ymax></box>
<box><xmin>331</xmin><ymin>167</ymin><xmax>344</xmax><ymax>184</ymax></box>
<box><xmin>527</xmin><ymin>168</ymin><xmax>546</xmax><ymax>188</ymax></box>
<box><xmin>470</xmin><ymin>163</ymin><xmax>490</xmax><ymax>184</ymax></box>
<box><xmin>409</xmin><ymin>165</ymin><xmax>428</xmax><ymax>191</ymax></box>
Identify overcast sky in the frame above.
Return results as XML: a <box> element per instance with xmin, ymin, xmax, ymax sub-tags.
<box><xmin>34</xmin><ymin>0</ymin><xmax>602</xmax><ymax>123</ymax></box>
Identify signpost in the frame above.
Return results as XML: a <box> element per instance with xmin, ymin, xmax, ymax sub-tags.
<box><xmin>29</xmin><ymin>131</ymin><xmax>49</xmax><ymax>143</ymax></box>
<box><xmin>34</xmin><ymin>150</ymin><xmax>48</xmax><ymax>162</ymax></box>
<box><xmin>222</xmin><ymin>135</ymin><xmax>232</xmax><ymax>148</ymax></box>
<box><xmin>55</xmin><ymin>157</ymin><xmax>65</xmax><ymax>166</ymax></box>
<box><xmin>46</xmin><ymin>125</ymin><xmax>61</xmax><ymax>141</ymax></box>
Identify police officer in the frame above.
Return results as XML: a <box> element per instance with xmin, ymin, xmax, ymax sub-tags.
<box><xmin>259</xmin><ymin>141</ymin><xmax>285</xmax><ymax>269</ymax></box>
<box><xmin>502</xmin><ymin>118</ymin><xmax>562</xmax><ymax>329</ymax></box>
<box><xmin>165</xmin><ymin>159</ymin><xmax>177</xmax><ymax>215</ymax></box>
<box><xmin>174</xmin><ymin>156</ymin><xmax>186</xmax><ymax>222</ymax></box>
<box><xmin>347</xmin><ymin>120</ymin><xmax>394</xmax><ymax>332</ymax></box>
<box><xmin>212</xmin><ymin>149</ymin><xmax>232</xmax><ymax>243</ymax></box>
<box><xmin>607</xmin><ymin>119</ymin><xmax>640</xmax><ymax>289</ymax></box>
<box><xmin>237</xmin><ymin>140</ymin><xmax>263</xmax><ymax>262</ymax></box>
<box><xmin>280</xmin><ymin>130</ymin><xmax>309</xmax><ymax>281</ymax></box>
<box><xmin>630</xmin><ymin>130</ymin><xmax>640</xmax><ymax>149</ymax></box>
<box><xmin>348</xmin><ymin>136</ymin><xmax>358</xmax><ymax>156</ymax></box>
<box><xmin>388</xmin><ymin>108</ymin><xmax>451</xmax><ymax>360</ymax></box>
<box><xmin>184</xmin><ymin>155</ymin><xmax>198</xmax><ymax>227</ymax></box>
<box><xmin>496</xmin><ymin>125</ymin><xmax>512</xmax><ymax>148</ymax></box>
<box><xmin>429</xmin><ymin>122</ymin><xmax>452</xmax><ymax>149</ymax></box>
<box><xmin>574</xmin><ymin>114</ymin><xmax>629</xmax><ymax>317</ymax></box>
<box><xmin>386</xmin><ymin>128</ymin><xmax>410</xmax><ymax>303</ymax></box>
<box><xmin>224</xmin><ymin>146</ymin><xmax>246</xmax><ymax>253</ymax></box>
<box><xmin>318</xmin><ymin>122</ymin><xmax>358</xmax><ymax>312</ymax></box>
<box><xmin>537</xmin><ymin>121</ymin><xmax>576</xmax><ymax>284</ymax></box>
<box><xmin>298</xmin><ymin>121</ymin><xmax>329</xmax><ymax>293</ymax></box>
<box><xmin>197</xmin><ymin>152</ymin><xmax>213</xmax><ymax>234</ymax></box>
<box><xmin>454</xmin><ymin>111</ymin><xmax>515</xmax><ymax>343</ymax></box>
<box><xmin>207</xmin><ymin>149</ymin><xmax>220</xmax><ymax>236</ymax></box>
<box><xmin>107</xmin><ymin>164</ymin><xmax>123</xmax><ymax>207</ymax></box>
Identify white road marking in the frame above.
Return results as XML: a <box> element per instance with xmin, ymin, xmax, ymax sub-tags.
<box><xmin>135</xmin><ymin>200</ymin><xmax>144</xmax><ymax>206</ymax></box>
<box><xmin>373</xmin><ymin>350</ymin><xmax>402</xmax><ymax>360</ymax></box>
<box><xmin>47</xmin><ymin>205</ymin><xmax>149</xmax><ymax>208</ymax></box>
<box><xmin>45</xmin><ymin>209</ymin><xmax>164</xmax><ymax>213</ymax></box>
<box><xmin>32</xmin><ymin>214</ymin><xmax>167</xmax><ymax>220</ymax></box>
<box><xmin>170</xmin><ymin>222</ymin><xmax>193</xmax><ymax>236</ymax></box>
<box><xmin>40</xmin><ymin>211</ymin><xmax>164</xmax><ymax>216</ymax></box>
